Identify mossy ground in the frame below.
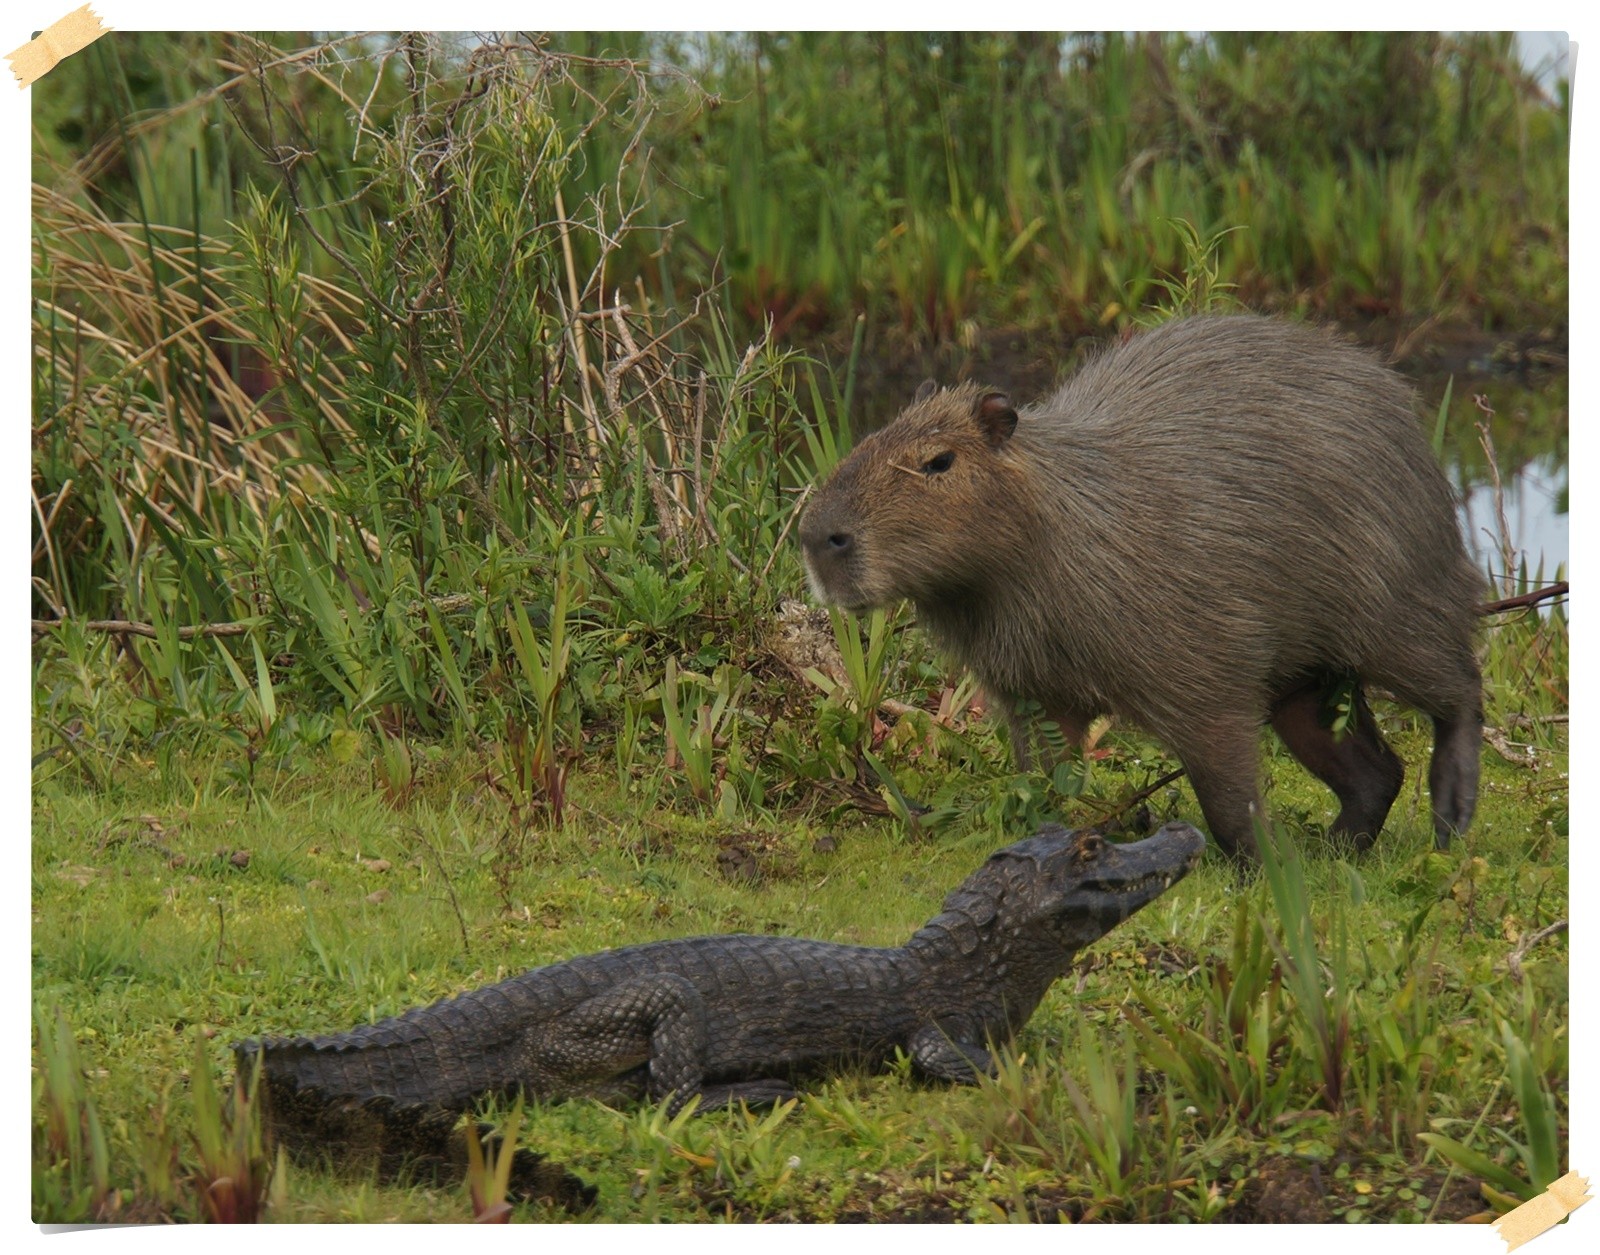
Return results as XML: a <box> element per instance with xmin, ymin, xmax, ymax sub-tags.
<box><xmin>32</xmin><ymin>711</ymin><xmax>1568</xmax><ymax>1223</ymax></box>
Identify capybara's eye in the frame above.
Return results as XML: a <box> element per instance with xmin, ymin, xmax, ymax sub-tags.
<box><xmin>922</xmin><ymin>451</ymin><xmax>955</xmax><ymax>475</ymax></box>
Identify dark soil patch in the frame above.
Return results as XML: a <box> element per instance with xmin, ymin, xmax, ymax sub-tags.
<box><xmin>1230</xmin><ymin>1156</ymin><xmax>1334</xmax><ymax>1222</ymax></box>
<box><xmin>1224</xmin><ymin>1154</ymin><xmax>1491</xmax><ymax>1224</ymax></box>
<box><xmin>714</xmin><ymin>831</ymin><xmax>800</xmax><ymax>885</ymax></box>
<box><xmin>700</xmin><ymin>1166</ymin><xmax>1087</xmax><ymax>1222</ymax></box>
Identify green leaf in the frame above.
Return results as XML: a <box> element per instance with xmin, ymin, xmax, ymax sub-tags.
<box><xmin>425</xmin><ymin>603</ymin><xmax>471</xmax><ymax>725</ymax></box>
<box><xmin>1499</xmin><ymin>1020</ymin><xmax>1562</xmax><ymax>1191</ymax></box>
<box><xmin>1418</xmin><ymin>1132</ymin><xmax>1536</xmax><ymax>1200</ymax></box>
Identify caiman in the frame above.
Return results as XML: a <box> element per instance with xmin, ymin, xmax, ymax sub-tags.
<box><xmin>235</xmin><ymin>822</ymin><xmax>1203</xmax><ymax>1201</ymax></box>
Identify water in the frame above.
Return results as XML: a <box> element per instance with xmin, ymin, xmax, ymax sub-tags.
<box><xmin>1420</xmin><ymin>367</ymin><xmax>1569</xmax><ymax>586</ymax></box>
<box><xmin>1515</xmin><ymin>32</ymin><xmax>1573</xmax><ymax>89</ymax></box>
<box><xmin>1458</xmin><ymin>456</ymin><xmax>1568</xmax><ymax>582</ymax></box>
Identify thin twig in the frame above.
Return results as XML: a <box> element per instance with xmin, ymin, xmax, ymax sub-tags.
<box><xmin>1507</xmin><ymin>713</ymin><xmax>1567</xmax><ymax>729</ymax></box>
<box><xmin>408</xmin><ymin>825</ymin><xmax>472</xmax><ymax>960</ymax></box>
<box><xmin>1478</xmin><ymin>581</ymin><xmax>1568</xmax><ymax>614</ymax></box>
<box><xmin>1080</xmin><ymin>767</ymin><xmax>1188</xmax><ymax>826</ymax></box>
<box><xmin>1482</xmin><ymin>725</ymin><xmax>1538</xmax><ymax>768</ymax></box>
<box><xmin>690</xmin><ymin>369</ymin><xmax>708</xmax><ymax>540</ymax></box>
<box><xmin>603</xmin><ymin>302</ymin><xmax>650</xmax><ymax>419</ymax></box>
<box><xmin>31</xmin><ymin>482</ymin><xmax>68</xmax><ymax>615</ymax></box>
<box><xmin>1473</xmin><ymin>398</ymin><xmax>1517</xmax><ymax>598</ymax></box>
<box><xmin>33</xmin><ymin>591</ymin><xmax>479</xmax><ymax>643</ymax></box>
<box><xmin>32</xmin><ymin>619</ymin><xmax>255</xmax><ymax>641</ymax></box>
<box><xmin>1507</xmin><ymin>919</ymin><xmax>1567</xmax><ymax>982</ymax></box>
<box><xmin>761</xmin><ymin>484</ymin><xmax>814</xmax><ymax>583</ymax></box>
<box><xmin>350</xmin><ymin>42</ymin><xmax>400</xmax><ymax>160</ymax></box>
<box><xmin>553</xmin><ymin>184</ymin><xmax>600</xmax><ymax>460</ymax></box>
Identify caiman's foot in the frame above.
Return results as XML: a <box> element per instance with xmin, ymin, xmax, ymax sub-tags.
<box><xmin>680</xmin><ymin>1079</ymin><xmax>801</xmax><ymax>1112</ymax></box>
<box><xmin>909</xmin><ymin>1025</ymin><xmax>995</xmax><ymax>1084</ymax></box>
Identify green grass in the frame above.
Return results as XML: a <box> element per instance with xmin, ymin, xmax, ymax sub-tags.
<box><xmin>32</xmin><ymin>33</ymin><xmax>1567</xmax><ymax>351</ymax></box>
<box><xmin>32</xmin><ymin>700</ymin><xmax>1567</xmax><ymax>1222</ymax></box>
<box><xmin>548</xmin><ymin>32</ymin><xmax>1566</xmax><ymax>338</ymax></box>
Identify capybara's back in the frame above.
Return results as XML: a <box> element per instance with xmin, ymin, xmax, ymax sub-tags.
<box><xmin>800</xmin><ymin>314</ymin><xmax>1483</xmax><ymax>859</ymax></box>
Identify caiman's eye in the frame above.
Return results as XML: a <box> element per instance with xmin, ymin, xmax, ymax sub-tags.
<box><xmin>922</xmin><ymin>451</ymin><xmax>955</xmax><ymax>475</ymax></box>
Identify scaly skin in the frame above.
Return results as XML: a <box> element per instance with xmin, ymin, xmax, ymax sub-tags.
<box><xmin>235</xmin><ymin>822</ymin><xmax>1203</xmax><ymax>1181</ymax></box>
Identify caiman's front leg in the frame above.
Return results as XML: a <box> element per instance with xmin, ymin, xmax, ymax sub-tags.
<box><xmin>541</xmin><ymin>975</ymin><xmax>795</xmax><ymax>1113</ymax></box>
<box><xmin>908</xmin><ymin>1023</ymin><xmax>995</xmax><ymax>1084</ymax></box>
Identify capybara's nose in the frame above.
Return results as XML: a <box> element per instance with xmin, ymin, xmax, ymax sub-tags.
<box><xmin>799</xmin><ymin>506</ymin><xmax>852</xmax><ymax>565</ymax></box>
<box><xmin>801</xmin><ymin>528</ymin><xmax>853</xmax><ymax>568</ymax></box>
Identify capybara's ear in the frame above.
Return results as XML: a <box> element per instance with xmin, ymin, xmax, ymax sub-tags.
<box><xmin>975</xmin><ymin>392</ymin><xmax>1018</xmax><ymax>448</ymax></box>
<box><xmin>914</xmin><ymin>378</ymin><xmax>938</xmax><ymax>404</ymax></box>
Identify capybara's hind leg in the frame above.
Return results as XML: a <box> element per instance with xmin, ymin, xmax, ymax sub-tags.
<box><xmin>1429</xmin><ymin>711</ymin><xmax>1482</xmax><ymax>848</ymax></box>
<box><xmin>1270</xmin><ymin>680</ymin><xmax>1404</xmax><ymax>852</ymax></box>
<box><xmin>1379</xmin><ymin>644</ymin><xmax>1482</xmax><ymax>849</ymax></box>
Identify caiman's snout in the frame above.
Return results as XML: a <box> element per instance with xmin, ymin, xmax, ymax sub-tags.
<box><xmin>1078</xmin><ymin>822</ymin><xmax>1206</xmax><ymax>879</ymax></box>
<box><xmin>1048</xmin><ymin>822</ymin><xmax>1206</xmax><ymax>932</ymax></box>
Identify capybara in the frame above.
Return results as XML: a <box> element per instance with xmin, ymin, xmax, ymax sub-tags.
<box><xmin>799</xmin><ymin>314</ymin><xmax>1484</xmax><ymax>859</ymax></box>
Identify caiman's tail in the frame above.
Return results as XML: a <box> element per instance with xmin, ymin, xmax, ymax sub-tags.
<box><xmin>232</xmin><ymin>991</ymin><xmax>596</xmax><ymax>1210</ymax></box>
<box><xmin>234</xmin><ymin>981</ymin><xmax>536</xmax><ymax>1141</ymax></box>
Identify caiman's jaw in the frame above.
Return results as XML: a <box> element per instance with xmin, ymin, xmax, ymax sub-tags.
<box><xmin>1010</xmin><ymin>822</ymin><xmax>1206</xmax><ymax>945</ymax></box>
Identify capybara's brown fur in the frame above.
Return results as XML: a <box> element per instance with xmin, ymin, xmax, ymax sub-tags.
<box><xmin>800</xmin><ymin>314</ymin><xmax>1484</xmax><ymax>859</ymax></box>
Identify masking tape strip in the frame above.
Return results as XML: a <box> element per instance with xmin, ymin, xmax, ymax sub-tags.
<box><xmin>1493</xmin><ymin>1172</ymin><xmax>1591</xmax><ymax>1250</ymax></box>
<box><xmin>8</xmin><ymin>5</ymin><xmax>108</xmax><ymax>88</ymax></box>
